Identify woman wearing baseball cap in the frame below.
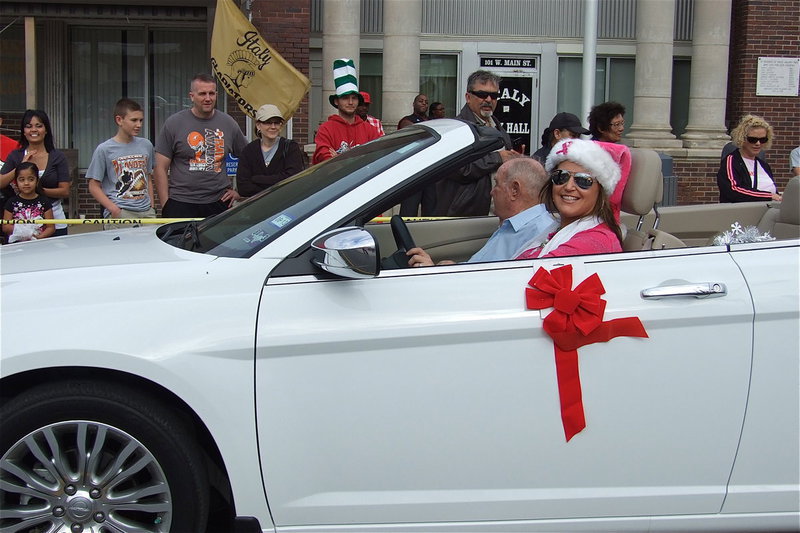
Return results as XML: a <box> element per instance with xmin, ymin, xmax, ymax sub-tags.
<box><xmin>532</xmin><ymin>112</ymin><xmax>590</xmax><ymax>163</ymax></box>
<box><xmin>236</xmin><ymin>103</ymin><xmax>305</xmax><ymax>198</ymax></box>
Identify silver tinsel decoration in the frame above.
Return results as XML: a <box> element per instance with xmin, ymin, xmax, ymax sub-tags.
<box><xmin>712</xmin><ymin>222</ymin><xmax>776</xmax><ymax>246</ymax></box>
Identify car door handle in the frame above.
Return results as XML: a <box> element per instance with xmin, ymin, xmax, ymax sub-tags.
<box><xmin>641</xmin><ymin>282</ymin><xmax>728</xmax><ymax>300</ymax></box>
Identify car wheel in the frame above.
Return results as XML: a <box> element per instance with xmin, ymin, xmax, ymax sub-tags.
<box><xmin>0</xmin><ymin>380</ymin><xmax>209</xmax><ymax>532</ymax></box>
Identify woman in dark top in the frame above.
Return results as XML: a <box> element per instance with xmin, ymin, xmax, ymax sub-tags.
<box><xmin>717</xmin><ymin>114</ymin><xmax>781</xmax><ymax>203</ymax></box>
<box><xmin>0</xmin><ymin>110</ymin><xmax>70</xmax><ymax>236</ymax></box>
<box><xmin>236</xmin><ymin>104</ymin><xmax>305</xmax><ymax>198</ymax></box>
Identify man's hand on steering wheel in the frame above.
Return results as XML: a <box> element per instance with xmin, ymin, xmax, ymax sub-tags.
<box><xmin>406</xmin><ymin>247</ymin><xmax>434</xmax><ymax>267</ymax></box>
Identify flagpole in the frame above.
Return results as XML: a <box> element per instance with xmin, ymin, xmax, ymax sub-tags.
<box><xmin>245</xmin><ymin>0</ymin><xmax>254</xmax><ymax>141</ymax></box>
<box><xmin>581</xmin><ymin>0</ymin><xmax>598</xmax><ymax>132</ymax></box>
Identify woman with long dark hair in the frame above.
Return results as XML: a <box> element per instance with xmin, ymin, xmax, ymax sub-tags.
<box><xmin>517</xmin><ymin>138</ymin><xmax>624</xmax><ymax>258</ymax></box>
<box><xmin>0</xmin><ymin>110</ymin><xmax>71</xmax><ymax>236</ymax></box>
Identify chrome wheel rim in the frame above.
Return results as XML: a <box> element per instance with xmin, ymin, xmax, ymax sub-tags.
<box><xmin>1</xmin><ymin>420</ymin><xmax>172</xmax><ymax>533</ymax></box>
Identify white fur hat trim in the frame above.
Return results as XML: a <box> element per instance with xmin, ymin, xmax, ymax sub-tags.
<box><xmin>545</xmin><ymin>139</ymin><xmax>621</xmax><ymax>195</ymax></box>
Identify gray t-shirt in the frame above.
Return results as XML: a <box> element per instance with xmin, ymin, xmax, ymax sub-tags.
<box><xmin>86</xmin><ymin>136</ymin><xmax>155</xmax><ymax>215</ymax></box>
<box><xmin>791</xmin><ymin>146</ymin><xmax>800</xmax><ymax>169</ymax></box>
<box><xmin>155</xmin><ymin>109</ymin><xmax>247</xmax><ymax>203</ymax></box>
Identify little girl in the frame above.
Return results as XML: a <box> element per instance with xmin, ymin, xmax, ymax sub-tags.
<box><xmin>2</xmin><ymin>162</ymin><xmax>55</xmax><ymax>242</ymax></box>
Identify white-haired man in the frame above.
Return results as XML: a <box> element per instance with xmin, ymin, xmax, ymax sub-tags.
<box><xmin>408</xmin><ymin>157</ymin><xmax>556</xmax><ymax>266</ymax></box>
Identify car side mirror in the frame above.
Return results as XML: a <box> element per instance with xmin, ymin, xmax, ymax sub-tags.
<box><xmin>311</xmin><ymin>227</ymin><xmax>380</xmax><ymax>279</ymax></box>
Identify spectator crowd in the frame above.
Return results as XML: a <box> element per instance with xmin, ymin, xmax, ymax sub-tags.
<box><xmin>1</xmin><ymin>59</ymin><xmax>794</xmax><ymax>246</ymax></box>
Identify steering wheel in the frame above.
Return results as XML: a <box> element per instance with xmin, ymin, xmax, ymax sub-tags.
<box><xmin>390</xmin><ymin>214</ymin><xmax>416</xmax><ymax>252</ymax></box>
<box><xmin>382</xmin><ymin>215</ymin><xmax>417</xmax><ymax>269</ymax></box>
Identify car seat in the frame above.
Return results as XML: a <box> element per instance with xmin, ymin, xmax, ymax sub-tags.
<box><xmin>757</xmin><ymin>176</ymin><xmax>800</xmax><ymax>240</ymax></box>
<box><xmin>620</xmin><ymin>148</ymin><xmax>686</xmax><ymax>250</ymax></box>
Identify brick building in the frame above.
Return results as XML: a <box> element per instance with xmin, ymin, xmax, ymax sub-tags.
<box><xmin>0</xmin><ymin>0</ymin><xmax>797</xmax><ymax>215</ymax></box>
<box><xmin>675</xmin><ymin>0</ymin><xmax>800</xmax><ymax>204</ymax></box>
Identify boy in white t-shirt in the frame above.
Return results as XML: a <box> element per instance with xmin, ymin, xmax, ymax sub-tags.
<box><xmin>86</xmin><ymin>98</ymin><xmax>155</xmax><ymax>220</ymax></box>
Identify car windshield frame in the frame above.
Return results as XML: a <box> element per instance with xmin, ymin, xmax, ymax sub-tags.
<box><xmin>183</xmin><ymin>127</ymin><xmax>439</xmax><ymax>258</ymax></box>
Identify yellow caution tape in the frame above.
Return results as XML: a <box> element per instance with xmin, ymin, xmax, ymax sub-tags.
<box><xmin>370</xmin><ymin>216</ymin><xmax>454</xmax><ymax>222</ymax></box>
<box><xmin>3</xmin><ymin>216</ymin><xmax>457</xmax><ymax>225</ymax></box>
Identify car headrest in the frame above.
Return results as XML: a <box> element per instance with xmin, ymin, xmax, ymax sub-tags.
<box><xmin>778</xmin><ymin>176</ymin><xmax>800</xmax><ymax>225</ymax></box>
<box><xmin>621</xmin><ymin>148</ymin><xmax>663</xmax><ymax>217</ymax></box>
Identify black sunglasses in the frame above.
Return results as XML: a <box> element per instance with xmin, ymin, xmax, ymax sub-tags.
<box><xmin>746</xmin><ymin>136</ymin><xmax>768</xmax><ymax>144</ymax></box>
<box><xmin>469</xmin><ymin>90</ymin><xmax>501</xmax><ymax>100</ymax></box>
<box><xmin>550</xmin><ymin>169</ymin><xmax>595</xmax><ymax>190</ymax></box>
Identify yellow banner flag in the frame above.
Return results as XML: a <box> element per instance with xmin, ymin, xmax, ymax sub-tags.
<box><xmin>211</xmin><ymin>0</ymin><xmax>310</xmax><ymax>120</ymax></box>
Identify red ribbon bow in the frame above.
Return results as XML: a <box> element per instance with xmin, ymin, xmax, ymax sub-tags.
<box><xmin>526</xmin><ymin>264</ymin><xmax>648</xmax><ymax>441</ymax></box>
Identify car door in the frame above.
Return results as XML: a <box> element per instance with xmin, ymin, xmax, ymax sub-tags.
<box><xmin>254</xmin><ymin>246</ymin><xmax>753</xmax><ymax>529</ymax></box>
<box><xmin>723</xmin><ymin>240</ymin><xmax>800</xmax><ymax>514</ymax></box>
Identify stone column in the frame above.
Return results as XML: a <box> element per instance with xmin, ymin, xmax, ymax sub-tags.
<box><xmin>322</xmin><ymin>0</ymin><xmax>361</xmax><ymax>125</ymax></box>
<box><xmin>626</xmin><ymin>0</ymin><xmax>683</xmax><ymax>148</ymax></box>
<box><xmin>680</xmin><ymin>0</ymin><xmax>732</xmax><ymax>149</ymax></box>
<box><xmin>382</xmin><ymin>0</ymin><xmax>421</xmax><ymax>133</ymax></box>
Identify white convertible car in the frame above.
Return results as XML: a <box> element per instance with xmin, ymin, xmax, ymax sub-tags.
<box><xmin>1</xmin><ymin>119</ymin><xmax>798</xmax><ymax>533</ymax></box>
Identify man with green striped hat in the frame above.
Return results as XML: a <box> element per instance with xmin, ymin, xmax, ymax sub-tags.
<box><xmin>312</xmin><ymin>58</ymin><xmax>381</xmax><ymax>165</ymax></box>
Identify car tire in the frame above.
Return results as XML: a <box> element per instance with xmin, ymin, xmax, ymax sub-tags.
<box><xmin>0</xmin><ymin>379</ymin><xmax>210</xmax><ymax>532</ymax></box>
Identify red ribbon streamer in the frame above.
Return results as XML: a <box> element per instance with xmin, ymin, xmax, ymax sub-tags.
<box><xmin>526</xmin><ymin>264</ymin><xmax>648</xmax><ymax>441</ymax></box>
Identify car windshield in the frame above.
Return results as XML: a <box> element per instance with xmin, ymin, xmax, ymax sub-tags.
<box><xmin>177</xmin><ymin>127</ymin><xmax>438</xmax><ymax>258</ymax></box>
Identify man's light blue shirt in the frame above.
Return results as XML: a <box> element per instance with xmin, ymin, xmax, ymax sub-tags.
<box><xmin>468</xmin><ymin>204</ymin><xmax>557</xmax><ymax>263</ymax></box>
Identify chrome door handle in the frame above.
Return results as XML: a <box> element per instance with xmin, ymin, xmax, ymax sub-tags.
<box><xmin>641</xmin><ymin>282</ymin><xmax>728</xmax><ymax>300</ymax></box>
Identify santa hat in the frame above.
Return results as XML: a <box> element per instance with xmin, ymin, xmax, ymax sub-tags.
<box><xmin>546</xmin><ymin>138</ymin><xmax>622</xmax><ymax>196</ymax></box>
<box><xmin>329</xmin><ymin>58</ymin><xmax>364</xmax><ymax>107</ymax></box>
<box><xmin>593</xmin><ymin>141</ymin><xmax>632</xmax><ymax>219</ymax></box>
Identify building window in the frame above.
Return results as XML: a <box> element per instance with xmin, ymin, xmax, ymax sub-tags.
<box><xmin>556</xmin><ymin>57</ymin><xmax>585</xmax><ymax>119</ymax></box>
<box><xmin>70</xmin><ymin>26</ymin><xmax>207</xmax><ymax>167</ymax></box>
<box><xmin>71</xmin><ymin>28</ymin><xmax>146</xmax><ymax>168</ymax></box>
<box><xmin>149</xmin><ymin>29</ymin><xmax>208</xmax><ymax>134</ymax></box>
<box><xmin>670</xmin><ymin>58</ymin><xmax>691</xmax><ymax>137</ymax></box>
<box><xmin>357</xmin><ymin>53</ymin><xmax>459</xmax><ymax>122</ymax></box>
<box><xmin>606</xmin><ymin>58</ymin><xmax>635</xmax><ymax>126</ymax></box>
<box><xmin>557</xmin><ymin>56</ymin><xmax>691</xmax><ymax>137</ymax></box>
<box><xmin>359</xmin><ymin>53</ymin><xmax>383</xmax><ymax>118</ymax></box>
<box><xmin>420</xmin><ymin>54</ymin><xmax>458</xmax><ymax>118</ymax></box>
<box><xmin>0</xmin><ymin>22</ymin><xmax>26</xmax><ymax>113</ymax></box>
<box><xmin>557</xmin><ymin>56</ymin><xmax>636</xmax><ymax>127</ymax></box>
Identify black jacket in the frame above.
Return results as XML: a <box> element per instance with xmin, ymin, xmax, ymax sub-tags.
<box><xmin>433</xmin><ymin>104</ymin><xmax>512</xmax><ymax>216</ymax></box>
<box><xmin>717</xmin><ymin>149</ymin><xmax>775</xmax><ymax>203</ymax></box>
<box><xmin>236</xmin><ymin>137</ymin><xmax>305</xmax><ymax>197</ymax></box>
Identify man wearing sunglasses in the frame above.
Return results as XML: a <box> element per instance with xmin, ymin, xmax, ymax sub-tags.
<box><xmin>434</xmin><ymin>70</ymin><xmax>521</xmax><ymax>217</ymax></box>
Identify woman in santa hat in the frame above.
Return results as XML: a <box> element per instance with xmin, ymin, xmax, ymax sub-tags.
<box><xmin>517</xmin><ymin>138</ymin><xmax>626</xmax><ymax>259</ymax></box>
